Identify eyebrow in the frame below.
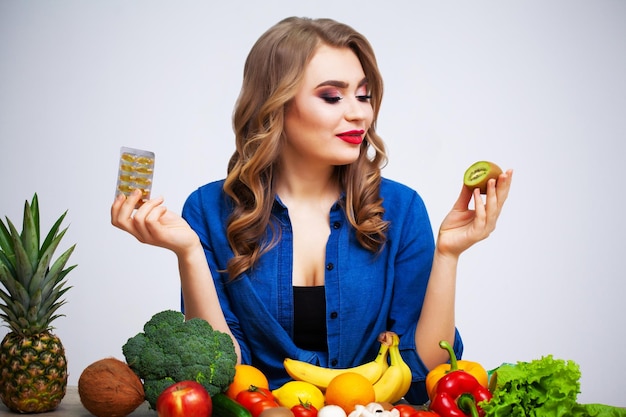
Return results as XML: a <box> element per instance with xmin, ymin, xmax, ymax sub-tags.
<box><xmin>315</xmin><ymin>77</ymin><xmax>369</xmax><ymax>89</ymax></box>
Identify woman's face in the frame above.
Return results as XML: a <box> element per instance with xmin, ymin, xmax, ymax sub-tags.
<box><xmin>282</xmin><ymin>44</ymin><xmax>374</xmax><ymax>169</ymax></box>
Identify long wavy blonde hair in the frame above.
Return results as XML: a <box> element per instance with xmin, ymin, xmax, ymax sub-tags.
<box><xmin>224</xmin><ymin>17</ymin><xmax>389</xmax><ymax>279</ymax></box>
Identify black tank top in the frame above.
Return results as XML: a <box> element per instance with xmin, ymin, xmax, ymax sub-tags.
<box><xmin>293</xmin><ymin>286</ymin><xmax>328</xmax><ymax>351</ymax></box>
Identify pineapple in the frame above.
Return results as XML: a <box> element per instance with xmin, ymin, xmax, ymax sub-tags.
<box><xmin>0</xmin><ymin>194</ymin><xmax>76</xmax><ymax>413</ymax></box>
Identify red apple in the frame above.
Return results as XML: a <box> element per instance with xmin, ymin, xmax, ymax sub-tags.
<box><xmin>156</xmin><ymin>380</ymin><xmax>212</xmax><ymax>417</ymax></box>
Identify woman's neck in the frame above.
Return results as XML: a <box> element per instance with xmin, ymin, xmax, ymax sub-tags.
<box><xmin>274</xmin><ymin>164</ymin><xmax>340</xmax><ymax>210</ymax></box>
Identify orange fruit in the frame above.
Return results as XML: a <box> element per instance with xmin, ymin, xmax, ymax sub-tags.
<box><xmin>324</xmin><ymin>372</ymin><xmax>376</xmax><ymax>414</ymax></box>
<box><xmin>225</xmin><ymin>364</ymin><xmax>269</xmax><ymax>399</ymax></box>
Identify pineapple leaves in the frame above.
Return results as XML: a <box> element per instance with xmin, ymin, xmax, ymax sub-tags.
<box><xmin>29</xmin><ymin>228</ymin><xmax>73</xmax><ymax>295</ymax></box>
<box><xmin>40</xmin><ymin>294</ymin><xmax>71</xmax><ymax>328</ymax></box>
<box><xmin>0</xmin><ymin>263</ymin><xmax>30</xmax><ymax>305</ymax></box>
<box><xmin>0</xmin><ymin>250</ymin><xmax>15</xmax><ymax>282</ymax></box>
<box><xmin>5</xmin><ymin>218</ymin><xmax>34</xmax><ymax>288</ymax></box>
<box><xmin>0</xmin><ymin>218</ymin><xmax>15</xmax><ymax>267</ymax></box>
<box><xmin>41</xmin><ymin>263</ymin><xmax>76</xmax><ymax>304</ymax></box>
<box><xmin>0</xmin><ymin>193</ymin><xmax>76</xmax><ymax>335</ymax></box>
<box><xmin>0</xmin><ymin>304</ymin><xmax>23</xmax><ymax>331</ymax></box>
<box><xmin>31</xmin><ymin>193</ymin><xmax>41</xmax><ymax>244</ymax></box>
<box><xmin>0</xmin><ymin>286</ymin><xmax>28</xmax><ymax>332</ymax></box>
<box><xmin>22</xmin><ymin>196</ymin><xmax>40</xmax><ymax>271</ymax></box>
<box><xmin>41</xmin><ymin>246</ymin><xmax>76</xmax><ymax>301</ymax></box>
<box><xmin>40</xmin><ymin>210</ymin><xmax>68</xmax><ymax>260</ymax></box>
<box><xmin>0</xmin><ymin>261</ymin><xmax>31</xmax><ymax>333</ymax></box>
<box><xmin>0</xmin><ymin>284</ymin><xmax>22</xmax><ymax>322</ymax></box>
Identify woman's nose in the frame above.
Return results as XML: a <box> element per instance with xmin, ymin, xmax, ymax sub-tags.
<box><xmin>344</xmin><ymin>97</ymin><xmax>369</xmax><ymax>121</ymax></box>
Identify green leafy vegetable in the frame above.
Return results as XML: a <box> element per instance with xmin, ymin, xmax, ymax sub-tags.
<box><xmin>481</xmin><ymin>355</ymin><xmax>626</xmax><ymax>416</ymax></box>
<box><xmin>122</xmin><ymin>310</ymin><xmax>237</xmax><ymax>409</ymax></box>
<box><xmin>573</xmin><ymin>403</ymin><xmax>626</xmax><ymax>416</ymax></box>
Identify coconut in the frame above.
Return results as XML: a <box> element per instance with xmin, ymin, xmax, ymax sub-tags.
<box><xmin>78</xmin><ymin>357</ymin><xmax>145</xmax><ymax>417</ymax></box>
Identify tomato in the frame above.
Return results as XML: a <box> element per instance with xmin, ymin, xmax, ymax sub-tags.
<box><xmin>236</xmin><ymin>386</ymin><xmax>275</xmax><ymax>410</ymax></box>
<box><xmin>250</xmin><ymin>399</ymin><xmax>280</xmax><ymax>417</ymax></box>
<box><xmin>393</xmin><ymin>404</ymin><xmax>432</xmax><ymax>417</ymax></box>
<box><xmin>291</xmin><ymin>401</ymin><xmax>318</xmax><ymax>417</ymax></box>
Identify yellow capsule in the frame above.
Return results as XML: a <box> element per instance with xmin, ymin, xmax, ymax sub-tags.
<box><xmin>121</xmin><ymin>153</ymin><xmax>137</xmax><ymax>162</ymax></box>
<box><xmin>120</xmin><ymin>164</ymin><xmax>135</xmax><ymax>173</ymax></box>
<box><xmin>134</xmin><ymin>166</ymin><xmax>154</xmax><ymax>174</ymax></box>
<box><xmin>133</xmin><ymin>177</ymin><xmax>152</xmax><ymax>186</ymax></box>
<box><xmin>136</xmin><ymin>156</ymin><xmax>154</xmax><ymax>165</ymax></box>
<box><xmin>117</xmin><ymin>184</ymin><xmax>135</xmax><ymax>193</ymax></box>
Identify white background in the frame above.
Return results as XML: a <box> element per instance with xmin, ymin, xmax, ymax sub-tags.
<box><xmin>1</xmin><ymin>0</ymin><xmax>625</xmax><ymax>407</ymax></box>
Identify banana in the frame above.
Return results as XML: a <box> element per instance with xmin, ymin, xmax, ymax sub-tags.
<box><xmin>390</xmin><ymin>333</ymin><xmax>413</xmax><ymax>401</ymax></box>
<box><xmin>372</xmin><ymin>333</ymin><xmax>413</xmax><ymax>404</ymax></box>
<box><xmin>284</xmin><ymin>340</ymin><xmax>389</xmax><ymax>390</ymax></box>
<box><xmin>372</xmin><ymin>360</ymin><xmax>405</xmax><ymax>403</ymax></box>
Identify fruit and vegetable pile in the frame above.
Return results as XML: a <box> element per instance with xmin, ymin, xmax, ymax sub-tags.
<box><xmin>77</xmin><ymin>310</ymin><xmax>626</xmax><ymax>417</ymax></box>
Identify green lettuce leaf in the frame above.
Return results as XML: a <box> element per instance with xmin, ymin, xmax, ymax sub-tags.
<box><xmin>480</xmin><ymin>355</ymin><xmax>590</xmax><ymax>417</ymax></box>
<box><xmin>572</xmin><ymin>403</ymin><xmax>626</xmax><ymax>416</ymax></box>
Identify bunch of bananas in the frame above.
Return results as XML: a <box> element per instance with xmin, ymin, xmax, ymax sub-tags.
<box><xmin>283</xmin><ymin>332</ymin><xmax>412</xmax><ymax>404</ymax></box>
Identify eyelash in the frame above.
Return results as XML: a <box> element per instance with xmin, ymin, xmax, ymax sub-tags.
<box><xmin>321</xmin><ymin>95</ymin><xmax>372</xmax><ymax>104</ymax></box>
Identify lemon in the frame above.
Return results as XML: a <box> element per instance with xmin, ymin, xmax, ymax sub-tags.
<box><xmin>272</xmin><ymin>380</ymin><xmax>325</xmax><ymax>410</ymax></box>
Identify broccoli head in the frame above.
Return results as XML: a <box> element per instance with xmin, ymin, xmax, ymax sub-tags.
<box><xmin>122</xmin><ymin>309</ymin><xmax>237</xmax><ymax>408</ymax></box>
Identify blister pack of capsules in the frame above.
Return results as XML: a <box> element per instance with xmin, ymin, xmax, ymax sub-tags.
<box><xmin>115</xmin><ymin>147</ymin><xmax>155</xmax><ymax>208</ymax></box>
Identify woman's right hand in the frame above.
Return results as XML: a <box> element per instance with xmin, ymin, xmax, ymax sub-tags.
<box><xmin>111</xmin><ymin>189</ymin><xmax>200</xmax><ymax>255</ymax></box>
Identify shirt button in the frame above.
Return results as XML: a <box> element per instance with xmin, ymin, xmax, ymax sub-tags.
<box><xmin>330</xmin><ymin>311</ymin><xmax>338</xmax><ymax>319</ymax></box>
<box><xmin>332</xmin><ymin>221</ymin><xmax>341</xmax><ymax>229</ymax></box>
<box><xmin>331</xmin><ymin>359</ymin><xmax>338</xmax><ymax>366</ymax></box>
<box><xmin>326</xmin><ymin>263</ymin><xmax>334</xmax><ymax>271</ymax></box>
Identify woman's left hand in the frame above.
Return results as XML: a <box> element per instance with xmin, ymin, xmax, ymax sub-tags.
<box><xmin>437</xmin><ymin>169</ymin><xmax>513</xmax><ymax>257</ymax></box>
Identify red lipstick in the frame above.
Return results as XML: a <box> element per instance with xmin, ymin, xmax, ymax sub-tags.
<box><xmin>337</xmin><ymin>129</ymin><xmax>365</xmax><ymax>145</ymax></box>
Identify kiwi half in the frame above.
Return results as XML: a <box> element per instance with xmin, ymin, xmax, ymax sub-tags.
<box><xmin>463</xmin><ymin>161</ymin><xmax>503</xmax><ymax>194</ymax></box>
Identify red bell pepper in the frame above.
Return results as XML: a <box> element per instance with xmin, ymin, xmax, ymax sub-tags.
<box><xmin>429</xmin><ymin>368</ymin><xmax>492</xmax><ymax>417</ymax></box>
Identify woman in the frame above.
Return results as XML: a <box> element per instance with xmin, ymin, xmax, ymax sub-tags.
<box><xmin>111</xmin><ymin>16</ymin><xmax>513</xmax><ymax>404</ymax></box>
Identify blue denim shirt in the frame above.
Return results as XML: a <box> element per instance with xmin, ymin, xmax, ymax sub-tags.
<box><xmin>182</xmin><ymin>177</ymin><xmax>463</xmax><ymax>404</ymax></box>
